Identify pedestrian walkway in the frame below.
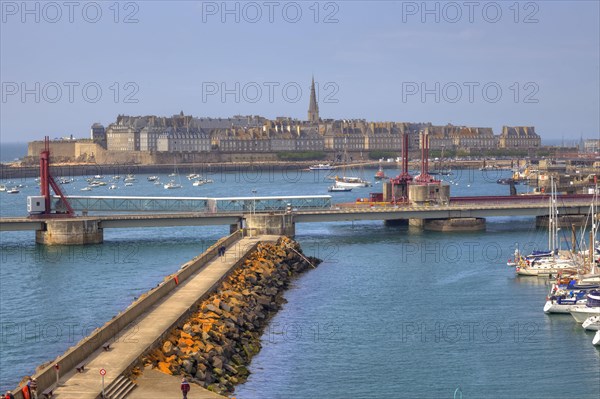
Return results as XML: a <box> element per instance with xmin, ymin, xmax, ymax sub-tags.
<box><xmin>128</xmin><ymin>367</ymin><xmax>226</xmax><ymax>399</ymax></box>
<box><xmin>50</xmin><ymin>235</ymin><xmax>280</xmax><ymax>398</ymax></box>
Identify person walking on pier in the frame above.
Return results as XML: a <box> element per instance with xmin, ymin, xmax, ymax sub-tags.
<box><xmin>219</xmin><ymin>245</ymin><xmax>226</xmax><ymax>259</ymax></box>
<box><xmin>4</xmin><ymin>391</ymin><xmax>15</xmax><ymax>399</ymax></box>
<box><xmin>27</xmin><ymin>378</ymin><xmax>37</xmax><ymax>399</ymax></box>
<box><xmin>180</xmin><ymin>377</ymin><xmax>191</xmax><ymax>399</ymax></box>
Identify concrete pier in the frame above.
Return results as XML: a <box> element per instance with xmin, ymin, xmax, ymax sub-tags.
<box><xmin>409</xmin><ymin>217</ymin><xmax>486</xmax><ymax>232</ymax></box>
<box><xmin>35</xmin><ymin>218</ymin><xmax>103</xmax><ymax>245</ymax></box>
<box><xmin>245</xmin><ymin>213</ymin><xmax>295</xmax><ymax>236</ymax></box>
<box><xmin>12</xmin><ymin>232</ymin><xmax>282</xmax><ymax>399</ymax></box>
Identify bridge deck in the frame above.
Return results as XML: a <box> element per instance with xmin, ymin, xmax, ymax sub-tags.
<box><xmin>1</xmin><ymin>196</ymin><xmax>597</xmax><ymax>231</ymax></box>
<box><xmin>48</xmin><ymin>235</ymin><xmax>280</xmax><ymax>399</ymax></box>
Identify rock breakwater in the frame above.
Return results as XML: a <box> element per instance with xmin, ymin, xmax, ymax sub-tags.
<box><xmin>141</xmin><ymin>237</ymin><xmax>321</xmax><ymax>395</ymax></box>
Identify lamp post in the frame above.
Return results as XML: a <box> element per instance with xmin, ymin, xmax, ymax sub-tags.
<box><xmin>251</xmin><ymin>189</ymin><xmax>257</xmax><ymax>215</ymax></box>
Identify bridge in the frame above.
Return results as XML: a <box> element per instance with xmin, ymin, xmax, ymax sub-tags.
<box><xmin>1</xmin><ymin>193</ymin><xmax>597</xmax><ymax>244</ymax></box>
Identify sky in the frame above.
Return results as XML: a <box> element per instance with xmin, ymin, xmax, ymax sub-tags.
<box><xmin>1</xmin><ymin>0</ymin><xmax>599</xmax><ymax>142</ymax></box>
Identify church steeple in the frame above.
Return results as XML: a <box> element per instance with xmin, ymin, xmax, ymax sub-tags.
<box><xmin>307</xmin><ymin>76</ymin><xmax>319</xmax><ymax>123</ymax></box>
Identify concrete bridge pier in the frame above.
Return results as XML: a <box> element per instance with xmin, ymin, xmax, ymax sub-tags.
<box><xmin>409</xmin><ymin>218</ymin><xmax>486</xmax><ymax>232</ymax></box>
<box><xmin>535</xmin><ymin>214</ymin><xmax>591</xmax><ymax>229</ymax></box>
<box><xmin>36</xmin><ymin>219</ymin><xmax>103</xmax><ymax>245</ymax></box>
<box><xmin>244</xmin><ymin>213</ymin><xmax>295</xmax><ymax>237</ymax></box>
<box><xmin>230</xmin><ymin>221</ymin><xmax>242</xmax><ymax>234</ymax></box>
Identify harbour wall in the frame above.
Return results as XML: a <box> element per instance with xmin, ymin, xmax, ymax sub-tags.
<box><xmin>12</xmin><ymin>230</ymin><xmax>244</xmax><ymax>398</ymax></box>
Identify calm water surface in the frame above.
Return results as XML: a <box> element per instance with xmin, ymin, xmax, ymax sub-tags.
<box><xmin>1</xmin><ymin>166</ymin><xmax>598</xmax><ymax>397</ymax></box>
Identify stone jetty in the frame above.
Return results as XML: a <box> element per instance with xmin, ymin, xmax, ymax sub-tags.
<box><xmin>140</xmin><ymin>236</ymin><xmax>321</xmax><ymax>395</ymax></box>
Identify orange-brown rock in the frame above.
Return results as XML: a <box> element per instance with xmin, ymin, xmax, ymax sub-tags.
<box><xmin>141</xmin><ymin>237</ymin><xmax>321</xmax><ymax>396</ymax></box>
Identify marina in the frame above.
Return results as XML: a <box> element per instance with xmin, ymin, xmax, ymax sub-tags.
<box><xmin>1</xmin><ymin>162</ymin><xmax>600</xmax><ymax>397</ymax></box>
<box><xmin>2</xmin><ymin>2</ymin><xmax>599</xmax><ymax>397</ymax></box>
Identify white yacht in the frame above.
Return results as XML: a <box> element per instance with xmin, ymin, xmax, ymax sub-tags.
<box><xmin>164</xmin><ymin>180</ymin><xmax>182</xmax><ymax>189</ymax></box>
<box><xmin>309</xmin><ymin>163</ymin><xmax>334</xmax><ymax>171</ymax></box>
<box><xmin>593</xmin><ymin>330</ymin><xmax>600</xmax><ymax>346</ymax></box>
<box><xmin>582</xmin><ymin>315</ymin><xmax>600</xmax><ymax>331</ymax></box>
<box><xmin>569</xmin><ymin>291</ymin><xmax>600</xmax><ymax>323</ymax></box>
<box><xmin>328</xmin><ymin>184</ymin><xmax>352</xmax><ymax>192</ymax></box>
<box><xmin>124</xmin><ymin>174</ymin><xmax>136</xmax><ymax>183</ymax></box>
<box><xmin>147</xmin><ymin>176</ymin><xmax>159</xmax><ymax>182</ymax></box>
<box><xmin>332</xmin><ymin>176</ymin><xmax>372</xmax><ymax>188</ymax></box>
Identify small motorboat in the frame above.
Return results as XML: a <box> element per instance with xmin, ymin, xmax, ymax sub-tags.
<box><xmin>309</xmin><ymin>163</ymin><xmax>334</xmax><ymax>171</ymax></box>
<box><xmin>6</xmin><ymin>187</ymin><xmax>19</xmax><ymax>194</ymax></box>
<box><xmin>164</xmin><ymin>181</ymin><xmax>182</xmax><ymax>189</ymax></box>
<box><xmin>81</xmin><ymin>187</ymin><xmax>92</xmax><ymax>191</ymax></box>
<box><xmin>109</xmin><ymin>184</ymin><xmax>118</xmax><ymax>190</ymax></box>
<box><xmin>374</xmin><ymin>165</ymin><xmax>388</xmax><ymax>180</ymax></box>
<box><xmin>328</xmin><ymin>185</ymin><xmax>352</xmax><ymax>192</ymax></box>
<box><xmin>125</xmin><ymin>182</ymin><xmax>134</xmax><ymax>187</ymax></box>
<box><xmin>582</xmin><ymin>315</ymin><xmax>600</xmax><ymax>331</ymax></box>
<box><xmin>147</xmin><ymin>176</ymin><xmax>159</xmax><ymax>182</ymax></box>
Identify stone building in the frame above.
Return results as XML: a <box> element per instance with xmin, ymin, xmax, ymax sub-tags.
<box><xmin>106</xmin><ymin>125</ymin><xmax>139</xmax><ymax>151</ymax></box>
<box><xmin>139</xmin><ymin>127</ymin><xmax>166</xmax><ymax>152</ymax></box>
<box><xmin>498</xmin><ymin>126</ymin><xmax>541</xmax><ymax>148</ymax></box>
<box><xmin>156</xmin><ymin>128</ymin><xmax>210</xmax><ymax>152</ymax></box>
<box><xmin>584</xmin><ymin>139</ymin><xmax>599</xmax><ymax>153</ymax></box>
<box><xmin>90</xmin><ymin>123</ymin><xmax>106</xmax><ymax>147</ymax></box>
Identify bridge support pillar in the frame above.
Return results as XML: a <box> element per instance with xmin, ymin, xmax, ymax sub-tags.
<box><xmin>536</xmin><ymin>215</ymin><xmax>589</xmax><ymax>229</ymax></box>
<box><xmin>36</xmin><ymin>219</ymin><xmax>103</xmax><ymax>245</ymax></box>
<box><xmin>230</xmin><ymin>221</ymin><xmax>242</xmax><ymax>234</ymax></box>
<box><xmin>410</xmin><ymin>218</ymin><xmax>486</xmax><ymax>232</ymax></box>
<box><xmin>244</xmin><ymin>214</ymin><xmax>295</xmax><ymax>237</ymax></box>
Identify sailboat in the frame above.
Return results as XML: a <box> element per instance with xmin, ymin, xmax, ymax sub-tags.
<box><xmin>331</xmin><ymin>136</ymin><xmax>371</xmax><ymax>188</ymax></box>
<box><xmin>516</xmin><ymin>177</ymin><xmax>578</xmax><ymax>276</ymax></box>
<box><xmin>164</xmin><ymin>156</ymin><xmax>182</xmax><ymax>189</ymax></box>
<box><xmin>168</xmin><ymin>157</ymin><xmax>179</xmax><ymax>177</ymax></box>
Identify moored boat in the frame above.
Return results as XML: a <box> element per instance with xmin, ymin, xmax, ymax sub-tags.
<box><xmin>374</xmin><ymin>165</ymin><xmax>388</xmax><ymax>180</ymax></box>
<box><xmin>332</xmin><ymin>176</ymin><xmax>372</xmax><ymax>188</ymax></box>
<box><xmin>582</xmin><ymin>315</ymin><xmax>600</xmax><ymax>331</ymax></box>
<box><xmin>569</xmin><ymin>290</ymin><xmax>600</xmax><ymax>323</ymax></box>
<box><xmin>309</xmin><ymin>163</ymin><xmax>334</xmax><ymax>170</ymax></box>
<box><xmin>328</xmin><ymin>185</ymin><xmax>352</xmax><ymax>192</ymax></box>
<box><xmin>164</xmin><ymin>180</ymin><xmax>182</xmax><ymax>189</ymax></box>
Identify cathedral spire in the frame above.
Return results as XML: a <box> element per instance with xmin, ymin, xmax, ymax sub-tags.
<box><xmin>308</xmin><ymin>76</ymin><xmax>319</xmax><ymax>123</ymax></box>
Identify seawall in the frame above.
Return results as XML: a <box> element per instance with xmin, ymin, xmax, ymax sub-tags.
<box><xmin>11</xmin><ymin>230</ymin><xmax>244</xmax><ymax>398</ymax></box>
<box><xmin>139</xmin><ymin>237</ymin><xmax>321</xmax><ymax>396</ymax></box>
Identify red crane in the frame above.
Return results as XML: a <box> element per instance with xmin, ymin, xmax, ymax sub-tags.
<box><xmin>38</xmin><ymin>136</ymin><xmax>74</xmax><ymax>216</ymax></box>
<box><xmin>390</xmin><ymin>132</ymin><xmax>413</xmax><ymax>203</ymax></box>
